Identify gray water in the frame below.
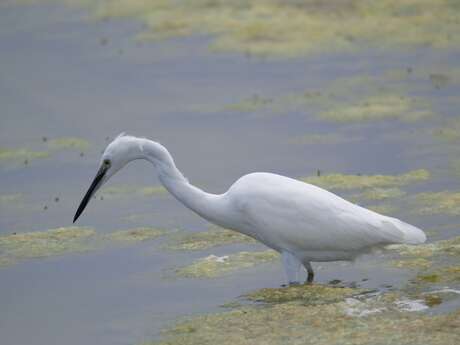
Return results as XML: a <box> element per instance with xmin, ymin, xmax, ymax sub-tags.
<box><xmin>1</xmin><ymin>2</ymin><xmax>459</xmax><ymax>345</ymax></box>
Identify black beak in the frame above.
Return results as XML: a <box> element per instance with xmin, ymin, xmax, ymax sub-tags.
<box><xmin>73</xmin><ymin>165</ymin><xmax>108</xmax><ymax>223</ymax></box>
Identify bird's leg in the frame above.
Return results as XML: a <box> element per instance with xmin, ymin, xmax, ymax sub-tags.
<box><xmin>303</xmin><ymin>261</ymin><xmax>314</xmax><ymax>283</ymax></box>
<box><xmin>281</xmin><ymin>251</ymin><xmax>302</xmax><ymax>285</ymax></box>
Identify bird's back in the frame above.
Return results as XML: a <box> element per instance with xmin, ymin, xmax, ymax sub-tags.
<box><xmin>225</xmin><ymin>172</ymin><xmax>425</xmax><ymax>261</ymax></box>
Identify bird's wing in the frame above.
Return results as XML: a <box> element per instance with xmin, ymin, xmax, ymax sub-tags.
<box><xmin>229</xmin><ymin>173</ymin><xmax>410</xmax><ymax>253</ymax></box>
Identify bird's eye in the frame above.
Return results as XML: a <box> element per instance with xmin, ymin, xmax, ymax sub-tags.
<box><xmin>103</xmin><ymin>159</ymin><xmax>111</xmax><ymax>167</ymax></box>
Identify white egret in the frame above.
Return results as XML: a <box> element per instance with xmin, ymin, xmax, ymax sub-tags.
<box><xmin>74</xmin><ymin>134</ymin><xmax>426</xmax><ymax>284</ymax></box>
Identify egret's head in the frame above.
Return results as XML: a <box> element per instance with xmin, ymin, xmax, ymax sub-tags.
<box><xmin>73</xmin><ymin>133</ymin><xmax>144</xmax><ymax>222</ymax></box>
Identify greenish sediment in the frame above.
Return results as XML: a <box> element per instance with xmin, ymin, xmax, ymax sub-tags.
<box><xmin>165</xmin><ymin>227</ymin><xmax>257</xmax><ymax>251</ymax></box>
<box><xmin>175</xmin><ymin>250</ymin><xmax>279</xmax><ymax>278</ymax></box>
<box><xmin>303</xmin><ymin>169</ymin><xmax>430</xmax><ymax>190</ymax></box>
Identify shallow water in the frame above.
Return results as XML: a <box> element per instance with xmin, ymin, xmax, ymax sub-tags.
<box><xmin>1</xmin><ymin>2</ymin><xmax>459</xmax><ymax>345</ymax></box>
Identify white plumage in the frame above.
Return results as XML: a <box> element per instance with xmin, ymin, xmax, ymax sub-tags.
<box><xmin>74</xmin><ymin>135</ymin><xmax>426</xmax><ymax>284</ymax></box>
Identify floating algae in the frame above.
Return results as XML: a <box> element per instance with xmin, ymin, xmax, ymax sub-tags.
<box><xmin>175</xmin><ymin>250</ymin><xmax>279</xmax><ymax>278</ymax></box>
<box><xmin>224</xmin><ymin>94</ymin><xmax>273</xmax><ymax>113</ymax></box>
<box><xmin>302</xmin><ymin>169</ymin><xmax>430</xmax><ymax>190</ymax></box>
<box><xmin>0</xmin><ymin>193</ymin><xmax>23</xmax><ymax>205</ymax></box>
<box><xmin>289</xmin><ymin>133</ymin><xmax>361</xmax><ymax>146</ymax></box>
<box><xmin>245</xmin><ymin>284</ymin><xmax>362</xmax><ymax>305</ymax></box>
<box><xmin>0</xmin><ymin>226</ymin><xmax>168</xmax><ymax>267</ymax></box>
<box><xmin>354</xmin><ymin>187</ymin><xmax>406</xmax><ymax>201</ymax></box>
<box><xmin>16</xmin><ymin>1</ymin><xmax>460</xmax><ymax>58</ymax></box>
<box><xmin>413</xmin><ymin>191</ymin><xmax>460</xmax><ymax>216</ymax></box>
<box><xmin>0</xmin><ymin>147</ymin><xmax>49</xmax><ymax>162</ymax></box>
<box><xmin>433</xmin><ymin>118</ymin><xmax>460</xmax><ymax>143</ymax></box>
<box><xmin>147</xmin><ymin>293</ymin><xmax>460</xmax><ymax>345</ymax></box>
<box><xmin>390</xmin><ymin>236</ymin><xmax>460</xmax><ymax>258</ymax></box>
<box><xmin>0</xmin><ymin>226</ymin><xmax>96</xmax><ymax>266</ymax></box>
<box><xmin>319</xmin><ymin>94</ymin><xmax>432</xmax><ymax>123</ymax></box>
<box><xmin>46</xmin><ymin>137</ymin><xmax>90</xmax><ymax>151</ymax></box>
<box><xmin>367</xmin><ymin>204</ymin><xmax>398</xmax><ymax>215</ymax></box>
<box><xmin>99</xmin><ymin>184</ymin><xmax>166</xmax><ymax>199</ymax></box>
<box><xmin>165</xmin><ymin>227</ymin><xmax>257</xmax><ymax>251</ymax></box>
<box><xmin>390</xmin><ymin>258</ymin><xmax>432</xmax><ymax>270</ymax></box>
<box><xmin>106</xmin><ymin>227</ymin><xmax>166</xmax><ymax>243</ymax></box>
<box><xmin>416</xmin><ymin>266</ymin><xmax>460</xmax><ymax>285</ymax></box>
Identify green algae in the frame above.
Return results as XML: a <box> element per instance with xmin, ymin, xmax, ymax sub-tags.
<box><xmin>391</xmin><ymin>236</ymin><xmax>460</xmax><ymax>259</ymax></box>
<box><xmin>106</xmin><ymin>227</ymin><xmax>166</xmax><ymax>243</ymax></box>
<box><xmin>46</xmin><ymin>137</ymin><xmax>90</xmax><ymax>151</ymax></box>
<box><xmin>433</xmin><ymin>118</ymin><xmax>460</xmax><ymax>143</ymax></box>
<box><xmin>290</xmin><ymin>133</ymin><xmax>360</xmax><ymax>146</ymax></box>
<box><xmin>0</xmin><ymin>193</ymin><xmax>23</xmax><ymax>204</ymax></box>
<box><xmin>355</xmin><ymin>187</ymin><xmax>406</xmax><ymax>201</ymax></box>
<box><xmin>17</xmin><ymin>1</ymin><xmax>460</xmax><ymax>59</ymax></box>
<box><xmin>0</xmin><ymin>147</ymin><xmax>49</xmax><ymax>162</ymax></box>
<box><xmin>165</xmin><ymin>227</ymin><xmax>257</xmax><ymax>251</ymax></box>
<box><xmin>417</xmin><ymin>266</ymin><xmax>460</xmax><ymax>285</ymax></box>
<box><xmin>245</xmin><ymin>284</ymin><xmax>362</xmax><ymax>305</ymax></box>
<box><xmin>413</xmin><ymin>191</ymin><xmax>460</xmax><ymax>216</ymax></box>
<box><xmin>319</xmin><ymin>94</ymin><xmax>432</xmax><ymax>123</ymax></box>
<box><xmin>391</xmin><ymin>258</ymin><xmax>432</xmax><ymax>269</ymax></box>
<box><xmin>148</xmin><ymin>296</ymin><xmax>460</xmax><ymax>345</ymax></box>
<box><xmin>175</xmin><ymin>250</ymin><xmax>279</xmax><ymax>278</ymax></box>
<box><xmin>99</xmin><ymin>184</ymin><xmax>166</xmax><ymax>199</ymax></box>
<box><xmin>0</xmin><ymin>226</ymin><xmax>168</xmax><ymax>267</ymax></box>
<box><xmin>224</xmin><ymin>94</ymin><xmax>273</xmax><ymax>113</ymax></box>
<box><xmin>303</xmin><ymin>169</ymin><xmax>430</xmax><ymax>190</ymax></box>
<box><xmin>0</xmin><ymin>226</ymin><xmax>96</xmax><ymax>266</ymax></box>
<box><xmin>367</xmin><ymin>204</ymin><xmax>398</xmax><ymax>215</ymax></box>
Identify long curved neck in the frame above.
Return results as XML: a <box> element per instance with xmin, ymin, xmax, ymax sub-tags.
<box><xmin>139</xmin><ymin>139</ymin><xmax>230</xmax><ymax>226</ymax></box>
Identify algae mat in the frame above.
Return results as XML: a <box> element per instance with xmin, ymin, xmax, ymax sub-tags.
<box><xmin>15</xmin><ymin>0</ymin><xmax>460</xmax><ymax>58</ymax></box>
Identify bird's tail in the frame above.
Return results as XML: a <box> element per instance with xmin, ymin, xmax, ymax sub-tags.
<box><xmin>382</xmin><ymin>217</ymin><xmax>426</xmax><ymax>244</ymax></box>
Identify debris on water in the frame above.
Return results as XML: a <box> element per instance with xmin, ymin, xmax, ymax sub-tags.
<box><xmin>43</xmin><ymin>205</ymin><xmax>48</xmax><ymax>210</ymax></box>
<box><xmin>54</xmin><ymin>197</ymin><xmax>59</xmax><ymax>202</ymax></box>
<box><xmin>42</xmin><ymin>136</ymin><xmax>47</xmax><ymax>142</ymax></box>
